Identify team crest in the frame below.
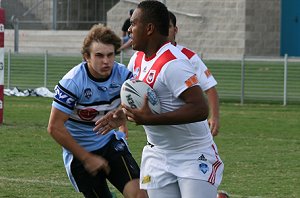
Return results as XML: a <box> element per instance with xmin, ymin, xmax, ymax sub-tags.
<box><xmin>199</xmin><ymin>163</ymin><xmax>209</xmax><ymax>174</ymax></box>
<box><xmin>142</xmin><ymin>175</ymin><xmax>151</xmax><ymax>184</ymax></box>
<box><xmin>146</xmin><ymin>70</ymin><xmax>156</xmax><ymax>84</ymax></box>
<box><xmin>84</xmin><ymin>88</ymin><xmax>92</xmax><ymax>99</ymax></box>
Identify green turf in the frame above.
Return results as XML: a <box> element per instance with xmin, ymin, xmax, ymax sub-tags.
<box><xmin>1</xmin><ymin>97</ymin><xmax>299</xmax><ymax>197</ymax></box>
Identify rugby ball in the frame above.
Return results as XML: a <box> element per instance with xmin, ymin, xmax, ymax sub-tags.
<box><xmin>120</xmin><ymin>79</ymin><xmax>161</xmax><ymax>114</ymax></box>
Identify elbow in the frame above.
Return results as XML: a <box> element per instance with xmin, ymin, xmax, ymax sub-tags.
<box><xmin>47</xmin><ymin>123</ymin><xmax>56</xmax><ymax>137</ymax></box>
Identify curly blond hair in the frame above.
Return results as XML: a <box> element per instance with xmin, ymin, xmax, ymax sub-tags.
<box><xmin>81</xmin><ymin>24</ymin><xmax>121</xmax><ymax>59</ymax></box>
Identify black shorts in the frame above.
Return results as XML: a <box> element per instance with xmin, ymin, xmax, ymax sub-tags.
<box><xmin>70</xmin><ymin>136</ymin><xmax>140</xmax><ymax>198</ymax></box>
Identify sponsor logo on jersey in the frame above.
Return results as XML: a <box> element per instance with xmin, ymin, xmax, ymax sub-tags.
<box><xmin>133</xmin><ymin>68</ymin><xmax>140</xmax><ymax>78</ymax></box>
<box><xmin>146</xmin><ymin>70</ymin><xmax>156</xmax><ymax>84</ymax></box>
<box><xmin>142</xmin><ymin>175</ymin><xmax>151</xmax><ymax>184</ymax></box>
<box><xmin>84</xmin><ymin>88</ymin><xmax>92</xmax><ymax>99</ymax></box>
<box><xmin>113</xmin><ymin>141</ymin><xmax>126</xmax><ymax>152</ymax></box>
<box><xmin>185</xmin><ymin>74</ymin><xmax>199</xmax><ymax>87</ymax></box>
<box><xmin>77</xmin><ymin>108</ymin><xmax>98</xmax><ymax>121</ymax></box>
<box><xmin>147</xmin><ymin>88</ymin><xmax>159</xmax><ymax>106</ymax></box>
<box><xmin>204</xmin><ymin>69</ymin><xmax>212</xmax><ymax>77</ymax></box>
<box><xmin>199</xmin><ymin>163</ymin><xmax>209</xmax><ymax>174</ymax></box>
<box><xmin>109</xmin><ymin>82</ymin><xmax>121</xmax><ymax>88</ymax></box>
<box><xmin>98</xmin><ymin>86</ymin><xmax>107</xmax><ymax>91</ymax></box>
<box><xmin>198</xmin><ymin>154</ymin><xmax>207</xmax><ymax>161</ymax></box>
<box><xmin>54</xmin><ymin>86</ymin><xmax>76</xmax><ymax>108</ymax></box>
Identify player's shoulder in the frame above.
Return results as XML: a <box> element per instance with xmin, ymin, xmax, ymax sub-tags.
<box><xmin>158</xmin><ymin>43</ymin><xmax>194</xmax><ymax>71</ymax></box>
<box><xmin>176</xmin><ymin>44</ymin><xmax>197</xmax><ymax>60</ymax></box>
<box><xmin>112</xmin><ymin>61</ymin><xmax>132</xmax><ymax>79</ymax></box>
<box><xmin>160</xmin><ymin>43</ymin><xmax>187</xmax><ymax>60</ymax></box>
<box><xmin>114</xmin><ymin>61</ymin><xmax>127</xmax><ymax>69</ymax></box>
<box><xmin>62</xmin><ymin>62</ymin><xmax>86</xmax><ymax>80</ymax></box>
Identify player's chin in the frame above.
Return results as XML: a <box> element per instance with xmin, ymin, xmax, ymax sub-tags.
<box><xmin>130</xmin><ymin>39</ymin><xmax>137</xmax><ymax>50</ymax></box>
<box><xmin>99</xmin><ymin>70</ymin><xmax>111</xmax><ymax>78</ymax></box>
<box><xmin>131</xmin><ymin>42</ymin><xmax>137</xmax><ymax>51</ymax></box>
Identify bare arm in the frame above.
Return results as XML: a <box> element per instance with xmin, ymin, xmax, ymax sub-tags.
<box><xmin>205</xmin><ymin>87</ymin><xmax>220</xmax><ymax>136</ymax></box>
<box><xmin>94</xmin><ymin>86</ymin><xmax>208</xmax><ymax>133</ymax></box>
<box><xmin>118</xmin><ymin>39</ymin><xmax>132</xmax><ymax>52</ymax></box>
<box><xmin>124</xmin><ymin>85</ymin><xmax>208</xmax><ymax>125</ymax></box>
<box><xmin>47</xmin><ymin>107</ymin><xmax>110</xmax><ymax>175</ymax></box>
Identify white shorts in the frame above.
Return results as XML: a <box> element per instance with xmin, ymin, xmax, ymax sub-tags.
<box><xmin>140</xmin><ymin>143</ymin><xmax>224</xmax><ymax>190</ymax></box>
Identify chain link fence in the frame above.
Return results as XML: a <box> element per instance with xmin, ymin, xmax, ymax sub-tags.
<box><xmin>3</xmin><ymin>50</ymin><xmax>300</xmax><ymax>105</ymax></box>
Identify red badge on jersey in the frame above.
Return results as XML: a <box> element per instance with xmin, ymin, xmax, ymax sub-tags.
<box><xmin>185</xmin><ymin>74</ymin><xmax>199</xmax><ymax>87</ymax></box>
<box><xmin>78</xmin><ymin>108</ymin><xmax>99</xmax><ymax>121</ymax></box>
<box><xmin>146</xmin><ymin>70</ymin><xmax>156</xmax><ymax>84</ymax></box>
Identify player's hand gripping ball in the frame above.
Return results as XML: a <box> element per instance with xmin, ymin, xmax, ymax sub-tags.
<box><xmin>120</xmin><ymin>79</ymin><xmax>161</xmax><ymax>114</ymax></box>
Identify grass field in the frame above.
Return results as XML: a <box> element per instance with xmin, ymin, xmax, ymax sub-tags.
<box><xmin>0</xmin><ymin>96</ymin><xmax>299</xmax><ymax>198</ymax></box>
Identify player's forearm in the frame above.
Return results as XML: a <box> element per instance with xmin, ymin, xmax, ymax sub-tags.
<box><xmin>139</xmin><ymin>101</ymin><xmax>208</xmax><ymax>125</ymax></box>
<box><xmin>48</xmin><ymin>126</ymin><xmax>90</xmax><ymax>162</ymax></box>
<box><xmin>205</xmin><ymin>87</ymin><xmax>219</xmax><ymax>119</ymax></box>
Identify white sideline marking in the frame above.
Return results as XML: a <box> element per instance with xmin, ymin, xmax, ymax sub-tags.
<box><xmin>0</xmin><ymin>176</ymin><xmax>70</xmax><ymax>186</ymax></box>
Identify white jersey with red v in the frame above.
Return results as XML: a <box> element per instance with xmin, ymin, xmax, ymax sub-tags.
<box><xmin>127</xmin><ymin>43</ymin><xmax>213</xmax><ymax>151</ymax></box>
<box><xmin>132</xmin><ymin>49</ymin><xmax>176</xmax><ymax>88</ymax></box>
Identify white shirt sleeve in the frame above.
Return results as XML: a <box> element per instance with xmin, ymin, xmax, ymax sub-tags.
<box><xmin>161</xmin><ymin>59</ymin><xmax>200</xmax><ymax>98</ymax></box>
<box><xmin>190</xmin><ymin>54</ymin><xmax>217</xmax><ymax>91</ymax></box>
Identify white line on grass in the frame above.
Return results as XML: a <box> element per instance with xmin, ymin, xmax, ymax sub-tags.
<box><xmin>0</xmin><ymin>176</ymin><xmax>70</xmax><ymax>186</ymax></box>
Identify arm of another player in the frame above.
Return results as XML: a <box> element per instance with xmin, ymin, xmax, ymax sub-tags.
<box><xmin>94</xmin><ymin>107</ymin><xmax>127</xmax><ymax>135</ymax></box>
<box><xmin>47</xmin><ymin>107</ymin><xmax>110</xmax><ymax>176</ymax></box>
<box><xmin>119</xmin><ymin>123</ymin><xmax>129</xmax><ymax>139</ymax></box>
<box><xmin>205</xmin><ymin>86</ymin><xmax>220</xmax><ymax>136</ymax></box>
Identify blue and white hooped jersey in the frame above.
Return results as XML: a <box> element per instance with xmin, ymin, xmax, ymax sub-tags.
<box><xmin>52</xmin><ymin>61</ymin><xmax>132</xmax><ymax>152</ymax></box>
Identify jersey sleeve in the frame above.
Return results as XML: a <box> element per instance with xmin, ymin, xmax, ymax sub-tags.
<box><xmin>162</xmin><ymin>59</ymin><xmax>200</xmax><ymax>98</ymax></box>
<box><xmin>52</xmin><ymin>79</ymin><xmax>79</xmax><ymax>115</ymax></box>
<box><xmin>190</xmin><ymin>55</ymin><xmax>217</xmax><ymax>91</ymax></box>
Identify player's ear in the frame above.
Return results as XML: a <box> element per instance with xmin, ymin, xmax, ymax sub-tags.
<box><xmin>146</xmin><ymin>23</ymin><xmax>155</xmax><ymax>36</ymax></box>
<box><xmin>83</xmin><ymin>53</ymin><xmax>90</xmax><ymax>62</ymax></box>
<box><xmin>175</xmin><ymin>26</ymin><xmax>178</xmax><ymax>35</ymax></box>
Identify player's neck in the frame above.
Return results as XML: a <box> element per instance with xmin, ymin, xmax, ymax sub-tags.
<box><xmin>144</xmin><ymin>37</ymin><xmax>168</xmax><ymax>58</ymax></box>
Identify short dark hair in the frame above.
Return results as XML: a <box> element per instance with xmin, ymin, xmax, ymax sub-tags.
<box><xmin>169</xmin><ymin>11</ymin><xmax>176</xmax><ymax>27</ymax></box>
<box><xmin>137</xmin><ymin>0</ymin><xmax>169</xmax><ymax>36</ymax></box>
<box><xmin>129</xmin><ymin>9</ymin><xmax>134</xmax><ymax>16</ymax></box>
